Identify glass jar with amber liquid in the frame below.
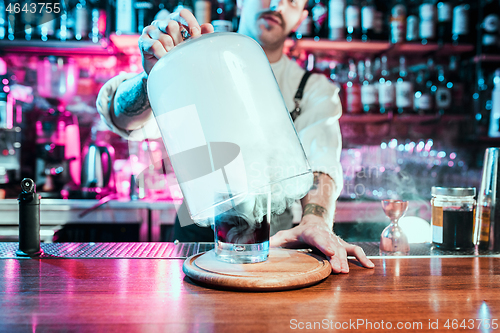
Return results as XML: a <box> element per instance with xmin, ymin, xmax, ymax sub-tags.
<box><xmin>431</xmin><ymin>187</ymin><xmax>476</xmax><ymax>250</ymax></box>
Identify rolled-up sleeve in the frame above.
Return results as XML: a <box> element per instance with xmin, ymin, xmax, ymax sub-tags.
<box><xmin>96</xmin><ymin>73</ymin><xmax>161</xmax><ymax>141</ymax></box>
<box><xmin>294</xmin><ymin>74</ymin><xmax>343</xmax><ymax>199</ymax></box>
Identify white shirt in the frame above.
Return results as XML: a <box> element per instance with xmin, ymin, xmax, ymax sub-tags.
<box><xmin>96</xmin><ymin>54</ymin><xmax>344</xmax><ymax>199</ymax></box>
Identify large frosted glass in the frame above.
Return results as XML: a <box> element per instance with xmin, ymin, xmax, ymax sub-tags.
<box><xmin>147</xmin><ymin>32</ymin><xmax>313</xmax><ymax>224</ymax></box>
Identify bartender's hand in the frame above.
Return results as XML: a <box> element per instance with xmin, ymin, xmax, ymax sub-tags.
<box><xmin>139</xmin><ymin>9</ymin><xmax>214</xmax><ymax>74</ymax></box>
<box><xmin>270</xmin><ymin>216</ymin><xmax>375</xmax><ymax>274</ymax></box>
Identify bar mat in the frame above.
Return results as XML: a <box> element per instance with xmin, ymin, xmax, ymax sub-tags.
<box><xmin>0</xmin><ymin>242</ymin><xmax>215</xmax><ymax>259</ymax></box>
<box><xmin>0</xmin><ymin>242</ymin><xmax>498</xmax><ymax>259</ymax></box>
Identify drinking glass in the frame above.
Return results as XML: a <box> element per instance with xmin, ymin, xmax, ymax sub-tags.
<box><xmin>214</xmin><ymin>190</ymin><xmax>272</xmax><ymax>264</ymax></box>
<box><xmin>380</xmin><ymin>199</ymin><xmax>410</xmax><ymax>255</ymax></box>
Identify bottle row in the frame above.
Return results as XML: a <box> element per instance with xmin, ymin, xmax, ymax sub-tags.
<box><xmin>1</xmin><ymin>0</ymin><xmax>499</xmax><ymax>53</ymax></box>
<box><xmin>0</xmin><ymin>0</ymin><xmax>239</xmax><ymax>43</ymax></box>
<box><xmin>299</xmin><ymin>0</ymin><xmax>499</xmax><ymax>52</ymax></box>
<box><xmin>329</xmin><ymin>55</ymin><xmax>469</xmax><ymax>116</ymax></box>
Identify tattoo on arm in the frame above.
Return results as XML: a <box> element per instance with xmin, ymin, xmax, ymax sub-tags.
<box><xmin>115</xmin><ymin>73</ymin><xmax>151</xmax><ymax>117</ymax></box>
<box><xmin>302</xmin><ymin>203</ymin><xmax>328</xmax><ymax>219</ymax></box>
<box><xmin>310</xmin><ymin>173</ymin><xmax>320</xmax><ymax>191</ymax></box>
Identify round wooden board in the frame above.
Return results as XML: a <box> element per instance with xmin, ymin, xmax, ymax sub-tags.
<box><xmin>183</xmin><ymin>248</ymin><xmax>332</xmax><ymax>291</ymax></box>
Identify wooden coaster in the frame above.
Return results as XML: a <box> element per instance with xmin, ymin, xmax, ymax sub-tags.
<box><xmin>183</xmin><ymin>248</ymin><xmax>332</xmax><ymax>291</ymax></box>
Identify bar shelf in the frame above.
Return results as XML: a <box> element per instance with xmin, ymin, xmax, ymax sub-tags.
<box><xmin>340</xmin><ymin>113</ymin><xmax>469</xmax><ymax>124</ymax></box>
<box><xmin>0</xmin><ymin>39</ymin><xmax>114</xmax><ymax>56</ymax></box>
<box><xmin>474</xmin><ymin>54</ymin><xmax>500</xmax><ymax>63</ymax></box>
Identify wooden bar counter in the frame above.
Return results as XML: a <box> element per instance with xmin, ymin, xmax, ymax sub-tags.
<box><xmin>0</xmin><ymin>243</ymin><xmax>499</xmax><ymax>332</ymax></box>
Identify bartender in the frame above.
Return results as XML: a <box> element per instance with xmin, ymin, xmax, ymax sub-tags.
<box><xmin>96</xmin><ymin>0</ymin><xmax>374</xmax><ymax>273</ymax></box>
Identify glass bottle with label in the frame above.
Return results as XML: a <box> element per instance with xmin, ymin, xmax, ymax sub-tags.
<box><xmin>135</xmin><ymin>0</ymin><xmax>153</xmax><ymax>34</ymax></box>
<box><xmin>361</xmin><ymin>58</ymin><xmax>379</xmax><ymax>113</ymax></box>
<box><xmin>74</xmin><ymin>0</ymin><xmax>89</xmax><ymax>40</ymax></box>
<box><xmin>406</xmin><ymin>0</ymin><xmax>419</xmax><ymax>41</ymax></box>
<box><xmin>435</xmin><ymin>65</ymin><xmax>452</xmax><ymax>115</ymax></box>
<box><xmin>212</xmin><ymin>0</ymin><xmax>232</xmax><ymax>32</ymax></box>
<box><xmin>329</xmin><ymin>0</ymin><xmax>346</xmax><ymax>40</ymax></box>
<box><xmin>437</xmin><ymin>1</ymin><xmax>452</xmax><ymax>43</ymax></box>
<box><xmin>344</xmin><ymin>59</ymin><xmax>363</xmax><ymax>114</ymax></box>
<box><xmin>451</xmin><ymin>0</ymin><xmax>470</xmax><ymax>44</ymax></box>
<box><xmin>312</xmin><ymin>0</ymin><xmax>329</xmax><ymax>38</ymax></box>
<box><xmin>395</xmin><ymin>56</ymin><xmax>413</xmax><ymax>114</ymax></box>
<box><xmin>390</xmin><ymin>0</ymin><xmax>407</xmax><ymax>44</ymax></box>
<box><xmin>194</xmin><ymin>0</ymin><xmax>211</xmax><ymax>25</ymax></box>
<box><xmin>6</xmin><ymin>0</ymin><xmax>20</xmax><ymax>40</ymax></box>
<box><xmin>480</xmin><ymin>0</ymin><xmax>500</xmax><ymax>54</ymax></box>
<box><xmin>378</xmin><ymin>55</ymin><xmax>395</xmax><ymax>114</ymax></box>
<box><xmin>116</xmin><ymin>0</ymin><xmax>136</xmax><ymax>35</ymax></box>
<box><xmin>345</xmin><ymin>0</ymin><xmax>361</xmax><ymax>41</ymax></box>
<box><xmin>361</xmin><ymin>0</ymin><xmax>376</xmax><ymax>41</ymax></box>
<box><xmin>419</xmin><ymin>0</ymin><xmax>437</xmax><ymax>44</ymax></box>
<box><xmin>414</xmin><ymin>69</ymin><xmax>434</xmax><ymax>114</ymax></box>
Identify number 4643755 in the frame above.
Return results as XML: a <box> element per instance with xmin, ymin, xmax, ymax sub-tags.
<box><xmin>6</xmin><ymin>3</ymin><xmax>61</xmax><ymax>14</ymax></box>
<box><xmin>444</xmin><ymin>319</ymin><xmax>498</xmax><ymax>330</ymax></box>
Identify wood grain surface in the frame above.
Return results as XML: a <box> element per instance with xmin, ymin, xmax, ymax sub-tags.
<box><xmin>1</xmin><ymin>255</ymin><xmax>499</xmax><ymax>332</ymax></box>
<box><xmin>183</xmin><ymin>249</ymin><xmax>332</xmax><ymax>291</ymax></box>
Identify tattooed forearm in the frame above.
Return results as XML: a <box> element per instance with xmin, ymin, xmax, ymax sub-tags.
<box><xmin>114</xmin><ymin>72</ymin><xmax>151</xmax><ymax>117</ymax></box>
<box><xmin>302</xmin><ymin>203</ymin><xmax>328</xmax><ymax>219</ymax></box>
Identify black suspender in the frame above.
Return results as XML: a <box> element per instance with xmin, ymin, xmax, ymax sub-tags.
<box><xmin>290</xmin><ymin>71</ymin><xmax>312</xmax><ymax>122</ymax></box>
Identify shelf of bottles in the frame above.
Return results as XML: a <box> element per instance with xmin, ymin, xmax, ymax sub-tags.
<box><xmin>290</xmin><ymin>0</ymin><xmax>499</xmax><ymax>138</ymax></box>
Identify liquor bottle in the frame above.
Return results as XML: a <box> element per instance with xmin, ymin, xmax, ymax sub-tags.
<box><xmin>6</xmin><ymin>0</ymin><xmax>18</xmax><ymax>40</ymax></box>
<box><xmin>480</xmin><ymin>0</ymin><xmax>500</xmax><ymax>54</ymax></box>
<box><xmin>135</xmin><ymin>0</ymin><xmax>153</xmax><ymax>34</ymax></box>
<box><xmin>414</xmin><ymin>69</ymin><xmax>434</xmax><ymax>114</ymax></box>
<box><xmin>406</xmin><ymin>0</ymin><xmax>419</xmax><ymax>41</ymax></box>
<box><xmin>390</xmin><ymin>0</ymin><xmax>407</xmax><ymax>44</ymax></box>
<box><xmin>448</xmin><ymin>56</ymin><xmax>465</xmax><ymax>114</ymax></box>
<box><xmin>312</xmin><ymin>0</ymin><xmax>329</xmax><ymax>38</ymax></box>
<box><xmin>194</xmin><ymin>0</ymin><xmax>211</xmax><ymax>25</ymax></box>
<box><xmin>395</xmin><ymin>56</ymin><xmax>413</xmax><ymax>114</ymax></box>
<box><xmin>344</xmin><ymin>59</ymin><xmax>363</xmax><ymax>114</ymax></box>
<box><xmin>212</xmin><ymin>0</ymin><xmax>232</xmax><ymax>32</ymax></box>
<box><xmin>451</xmin><ymin>0</ymin><xmax>470</xmax><ymax>44</ymax></box>
<box><xmin>345</xmin><ymin>0</ymin><xmax>361</xmax><ymax>41</ymax></box>
<box><xmin>437</xmin><ymin>1</ymin><xmax>452</xmax><ymax>43</ymax></box>
<box><xmin>435</xmin><ymin>65</ymin><xmax>452</xmax><ymax>114</ymax></box>
<box><xmin>329</xmin><ymin>0</ymin><xmax>346</xmax><ymax>40</ymax></box>
<box><xmin>378</xmin><ymin>55</ymin><xmax>395</xmax><ymax>114</ymax></box>
<box><xmin>116</xmin><ymin>0</ymin><xmax>136</xmax><ymax>35</ymax></box>
<box><xmin>361</xmin><ymin>0</ymin><xmax>376</xmax><ymax>41</ymax></box>
<box><xmin>74</xmin><ymin>0</ymin><xmax>89</xmax><ymax>40</ymax></box>
<box><xmin>488</xmin><ymin>69</ymin><xmax>500</xmax><ymax>137</ymax></box>
<box><xmin>0</xmin><ymin>0</ymin><xmax>5</xmax><ymax>40</ymax></box>
<box><xmin>419</xmin><ymin>0</ymin><xmax>437</xmax><ymax>44</ymax></box>
<box><xmin>90</xmin><ymin>0</ymin><xmax>107</xmax><ymax>42</ymax></box>
<box><xmin>361</xmin><ymin>58</ymin><xmax>379</xmax><ymax>113</ymax></box>
<box><xmin>57</xmin><ymin>2</ymin><xmax>71</xmax><ymax>41</ymax></box>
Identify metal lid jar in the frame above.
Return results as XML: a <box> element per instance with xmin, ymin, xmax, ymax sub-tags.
<box><xmin>431</xmin><ymin>187</ymin><xmax>476</xmax><ymax>250</ymax></box>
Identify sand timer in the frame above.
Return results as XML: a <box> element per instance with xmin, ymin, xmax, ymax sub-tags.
<box><xmin>380</xmin><ymin>199</ymin><xmax>410</xmax><ymax>256</ymax></box>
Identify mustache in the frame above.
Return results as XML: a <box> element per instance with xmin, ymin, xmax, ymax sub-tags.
<box><xmin>258</xmin><ymin>11</ymin><xmax>285</xmax><ymax>29</ymax></box>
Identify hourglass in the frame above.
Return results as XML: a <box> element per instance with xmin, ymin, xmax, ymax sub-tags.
<box><xmin>380</xmin><ymin>199</ymin><xmax>410</xmax><ymax>256</ymax></box>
